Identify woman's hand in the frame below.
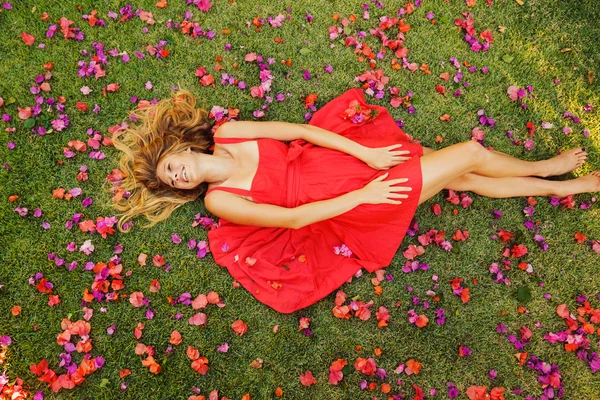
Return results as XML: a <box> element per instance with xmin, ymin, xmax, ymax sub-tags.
<box><xmin>358</xmin><ymin>172</ymin><xmax>412</xmax><ymax>205</ymax></box>
<box><xmin>361</xmin><ymin>144</ymin><xmax>412</xmax><ymax>170</ymax></box>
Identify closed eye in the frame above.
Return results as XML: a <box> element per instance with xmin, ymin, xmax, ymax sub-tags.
<box><xmin>167</xmin><ymin>163</ymin><xmax>174</xmax><ymax>187</ymax></box>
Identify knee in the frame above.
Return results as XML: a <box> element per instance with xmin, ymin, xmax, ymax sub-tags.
<box><xmin>447</xmin><ymin>172</ymin><xmax>478</xmax><ymax>191</ymax></box>
<box><xmin>462</xmin><ymin>140</ymin><xmax>487</xmax><ymax>163</ymax></box>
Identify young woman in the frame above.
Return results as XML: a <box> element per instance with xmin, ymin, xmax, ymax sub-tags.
<box><xmin>113</xmin><ymin>87</ymin><xmax>598</xmax><ymax>313</ymax></box>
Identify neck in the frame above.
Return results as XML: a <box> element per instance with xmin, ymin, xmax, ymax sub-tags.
<box><xmin>197</xmin><ymin>152</ymin><xmax>236</xmax><ymax>184</ymax></box>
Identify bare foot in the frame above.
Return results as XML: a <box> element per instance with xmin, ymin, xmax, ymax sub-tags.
<box><xmin>554</xmin><ymin>171</ymin><xmax>600</xmax><ymax>197</ymax></box>
<box><xmin>541</xmin><ymin>147</ymin><xmax>587</xmax><ymax>177</ymax></box>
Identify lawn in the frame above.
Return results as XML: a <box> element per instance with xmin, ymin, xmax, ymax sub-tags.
<box><xmin>1</xmin><ymin>0</ymin><xmax>600</xmax><ymax>399</ymax></box>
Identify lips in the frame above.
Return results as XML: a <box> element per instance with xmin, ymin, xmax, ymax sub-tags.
<box><xmin>182</xmin><ymin>167</ymin><xmax>188</xmax><ymax>183</ymax></box>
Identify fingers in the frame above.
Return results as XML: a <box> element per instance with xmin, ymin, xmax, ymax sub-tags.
<box><xmin>385</xmin><ymin>200</ymin><xmax>403</xmax><ymax>205</ymax></box>
<box><xmin>389</xmin><ymin>186</ymin><xmax>412</xmax><ymax>192</ymax></box>
<box><xmin>375</xmin><ymin>172</ymin><xmax>389</xmax><ymax>180</ymax></box>
<box><xmin>386</xmin><ymin>177</ymin><xmax>409</xmax><ymax>182</ymax></box>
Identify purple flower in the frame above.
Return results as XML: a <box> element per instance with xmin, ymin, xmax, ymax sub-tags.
<box><xmin>0</xmin><ymin>336</ymin><xmax>11</xmax><ymax>347</ymax></box>
<box><xmin>435</xmin><ymin>308</ymin><xmax>446</xmax><ymax>325</ymax></box>
<box><xmin>447</xmin><ymin>382</ymin><xmax>459</xmax><ymax>398</ymax></box>
<box><xmin>460</xmin><ymin>345</ymin><xmax>471</xmax><ymax>356</ymax></box>
<box><xmin>302</xmin><ymin>69</ymin><xmax>311</xmax><ymax>80</ymax></box>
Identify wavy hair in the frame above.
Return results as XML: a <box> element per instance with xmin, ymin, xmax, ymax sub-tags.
<box><xmin>111</xmin><ymin>85</ymin><xmax>214</xmax><ymax>232</ymax></box>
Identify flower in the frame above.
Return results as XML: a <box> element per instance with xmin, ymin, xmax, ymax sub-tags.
<box><xmin>334</xmin><ymin>243</ymin><xmax>352</xmax><ymax>257</ymax></box>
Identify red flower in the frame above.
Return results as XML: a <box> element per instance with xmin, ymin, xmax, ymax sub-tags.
<box><xmin>299</xmin><ymin>370</ymin><xmax>316</xmax><ymax>386</ymax></box>
<box><xmin>354</xmin><ymin>357</ymin><xmax>377</xmax><ymax>376</ymax></box>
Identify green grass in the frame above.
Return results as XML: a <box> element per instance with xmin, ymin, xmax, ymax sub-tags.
<box><xmin>1</xmin><ymin>0</ymin><xmax>600</xmax><ymax>399</ymax></box>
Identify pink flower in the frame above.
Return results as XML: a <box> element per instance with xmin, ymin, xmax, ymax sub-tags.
<box><xmin>79</xmin><ymin>239</ymin><xmax>95</xmax><ymax>255</ymax></box>
<box><xmin>217</xmin><ymin>342</ymin><xmax>229</xmax><ymax>352</ymax></box>
<box><xmin>196</xmin><ymin>0</ymin><xmax>212</xmax><ymax>12</ymax></box>
<box><xmin>334</xmin><ymin>244</ymin><xmax>353</xmax><ymax>257</ymax></box>
<box><xmin>403</xmin><ymin>244</ymin><xmax>425</xmax><ymax>260</ymax></box>
<box><xmin>471</xmin><ymin>127</ymin><xmax>485</xmax><ymax>142</ymax></box>
<box><xmin>268</xmin><ymin>14</ymin><xmax>285</xmax><ymax>27</ymax></box>
<box><xmin>250</xmin><ymin>86</ymin><xmax>265</xmax><ymax>98</ymax></box>
<box><xmin>17</xmin><ymin>106</ymin><xmax>32</xmax><ymax>119</ymax></box>
<box><xmin>129</xmin><ymin>292</ymin><xmax>145</xmax><ymax>308</ymax></box>
<box><xmin>460</xmin><ymin>193</ymin><xmax>473</xmax><ymax>208</ymax></box>
<box><xmin>244</xmin><ymin>52</ymin><xmax>257</xmax><ymax>62</ymax></box>
<box><xmin>188</xmin><ymin>312</ymin><xmax>207</xmax><ymax>326</ymax></box>
<box><xmin>524</xmin><ymin>139</ymin><xmax>534</xmax><ymax>151</ymax></box>
<box><xmin>507</xmin><ymin>85</ymin><xmax>520</xmax><ymax>101</ymax></box>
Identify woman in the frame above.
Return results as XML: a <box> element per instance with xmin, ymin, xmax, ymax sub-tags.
<box><xmin>113</xmin><ymin>87</ymin><xmax>598</xmax><ymax>313</ymax></box>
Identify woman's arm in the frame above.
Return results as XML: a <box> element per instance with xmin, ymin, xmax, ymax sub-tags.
<box><xmin>205</xmin><ymin>173</ymin><xmax>411</xmax><ymax>228</ymax></box>
<box><xmin>205</xmin><ymin>189</ymin><xmax>364</xmax><ymax>230</ymax></box>
<box><xmin>216</xmin><ymin>121</ymin><xmax>369</xmax><ymax>159</ymax></box>
<box><xmin>217</xmin><ymin>121</ymin><xmax>410</xmax><ymax>170</ymax></box>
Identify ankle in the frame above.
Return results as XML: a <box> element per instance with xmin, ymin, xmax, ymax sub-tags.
<box><xmin>547</xmin><ymin>180</ymin><xmax>568</xmax><ymax>198</ymax></box>
<box><xmin>536</xmin><ymin>160</ymin><xmax>551</xmax><ymax>178</ymax></box>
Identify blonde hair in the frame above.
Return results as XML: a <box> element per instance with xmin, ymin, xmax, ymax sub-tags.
<box><xmin>111</xmin><ymin>85</ymin><xmax>214</xmax><ymax>232</ymax></box>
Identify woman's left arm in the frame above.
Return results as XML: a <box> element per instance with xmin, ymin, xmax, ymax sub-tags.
<box><xmin>217</xmin><ymin>121</ymin><xmax>411</xmax><ymax>169</ymax></box>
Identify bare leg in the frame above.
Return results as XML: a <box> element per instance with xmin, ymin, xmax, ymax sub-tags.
<box><xmin>419</xmin><ymin>143</ymin><xmax>587</xmax><ymax>179</ymax></box>
<box><xmin>417</xmin><ymin>142</ymin><xmax>599</xmax><ymax>205</ymax></box>
<box><xmin>439</xmin><ymin>172</ymin><xmax>600</xmax><ymax>202</ymax></box>
<box><xmin>440</xmin><ymin>173</ymin><xmax>564</xmax><ymax>199</ymax></box>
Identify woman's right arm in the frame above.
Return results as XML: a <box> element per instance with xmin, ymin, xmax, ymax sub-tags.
<box><xmin>205</xmin><ymin>173</ymin><xmax>411</xmax><ymax>229</ymax></box>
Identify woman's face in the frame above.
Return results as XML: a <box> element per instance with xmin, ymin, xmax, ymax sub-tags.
<box><xmin>156</xmin><ymin>148</ymin><xmax>201</xmax><ymax>190</ymax></box>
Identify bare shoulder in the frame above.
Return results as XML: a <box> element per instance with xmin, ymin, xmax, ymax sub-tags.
<box><xmin>204</xmin><ymin>190</ymin><xmax>234</xmax><ymax>212</ymax></box>
<box><xmin>214</xmin><ymin>120</ymin><xmax>253</xmax><ymax>138</ymax></box>
<box><xmin>213</xmin><ymin>121</ymin><xmax>235</xmax><ymax>138</ymax></box>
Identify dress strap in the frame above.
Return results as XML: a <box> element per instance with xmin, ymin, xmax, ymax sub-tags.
<box><xmin>213</xmin><ymin>136</ymin><xmax>255</xmax><ymax>144</ymax></box>
<box><xmin>206</xmin><ymin>186</ymin><xmax>251</xmax><ymax>196</ymax></box>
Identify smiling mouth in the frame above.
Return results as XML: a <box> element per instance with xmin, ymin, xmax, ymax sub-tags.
<box><xmin>182</xmin><ymin>167</ymin><xmax>188</xmax><ymax>183</ymax></box>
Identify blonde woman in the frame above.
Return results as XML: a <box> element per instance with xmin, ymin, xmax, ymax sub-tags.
<box><xmin>113</xmin><ymin>87</ymin><xmax>597</xmax><ymax>313</ymax></box>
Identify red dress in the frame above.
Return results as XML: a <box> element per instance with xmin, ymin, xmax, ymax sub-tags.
<box><xmin>206</xmin><ymin>88</ymin><xmax>423</xmax><ymax>313</ymax></box>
